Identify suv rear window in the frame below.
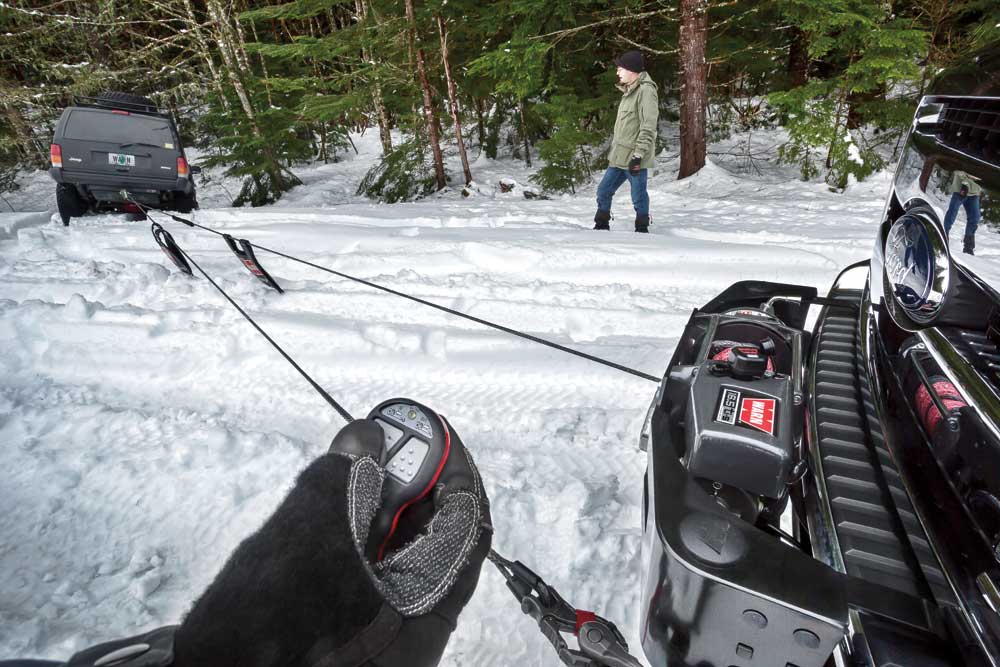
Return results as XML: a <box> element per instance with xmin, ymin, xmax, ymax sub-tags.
<box><xmin>63</xmin><ymin>109</ymin><xmax>175</xmax><ymax>147</ymax></box>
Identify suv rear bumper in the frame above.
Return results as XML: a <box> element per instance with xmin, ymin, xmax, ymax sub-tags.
<box><xmin>49</xmin><ymin>167</ymin><xmax>192</xmax><ymax>198</ymax></box>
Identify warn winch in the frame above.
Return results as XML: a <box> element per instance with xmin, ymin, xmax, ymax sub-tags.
<box><xmin>639</xmin><ymin>283</ymin><xmax>848</xmax><ymax>667</ymax></box>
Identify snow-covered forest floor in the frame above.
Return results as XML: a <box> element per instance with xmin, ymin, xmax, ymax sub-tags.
<box><xmin>1</xmin><ymin>130</ymin><xmax>890</xmax><ymax>664</ymax></box>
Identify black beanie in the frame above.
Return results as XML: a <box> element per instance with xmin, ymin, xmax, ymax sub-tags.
<box><xmin>615</xmin><ymin>50</ymin><xmax>644</xmax><ymax>74</ymax></box>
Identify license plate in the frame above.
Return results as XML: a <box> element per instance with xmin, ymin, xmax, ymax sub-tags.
<box><xmin>108</xmin><ymin>153</ymin><xmax>135</xmax><ymax>167</ymax></box>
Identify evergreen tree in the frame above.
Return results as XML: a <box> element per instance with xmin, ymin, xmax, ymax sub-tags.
<box><xmin>769</xmin><ymin>0</ymin><xmax>930</xmax><ymax>187</ymax></box>
<box><xmin>1</xmin><ymin>0</ymin><xmax>996</xmax><ymax>200</ymax></box>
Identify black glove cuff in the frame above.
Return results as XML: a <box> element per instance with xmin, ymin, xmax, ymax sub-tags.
<box><xmin>65</xmin><ymin>626</ymin><xmax>176</xmax><ymax>667</ymax></box>
<box><xmin>307</xmin><ymin>603</ymin><xmax>402</xmax><ymax>667</ymax></box>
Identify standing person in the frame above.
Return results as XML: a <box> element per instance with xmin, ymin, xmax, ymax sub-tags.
<box><xmin>943</xmin><ymin>170</ymin><xmax>982</xmax><ymax>255</ymax></box>
<box><xmin>594</xmin><ymin>50</ymin><xmax>659</xmax><ymax>233</ymax></box>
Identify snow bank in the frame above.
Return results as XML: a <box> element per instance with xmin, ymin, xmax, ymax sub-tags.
<box><xmin>0</xmin><ymin>210</ymin><xmax>53</xmax><ymax>240</ymax></box>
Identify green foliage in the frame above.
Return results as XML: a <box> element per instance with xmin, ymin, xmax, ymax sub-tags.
<box><xmin>770</xmin><ymin>85</ymin><xmax>827</xmax><ymax>180</ymax></box>
<box><xmin>0</xmin><ymin>0</ymin><xmax>995</xmax><ymax>199</ymax></box>
<box><xmin>531</xmin><ymin>94</ymin><xmax>606</xmax><ymax>193</ymax></box>
<box><xmin>356</xmin><ymin>138</ymin><xmax>443</xmax><ymax>203</ymax></box>
<box><xmin>771</xmin><ymin>81</ymin><xmax>892</xmax><ymax>187</ymax></box>
<box><xmin>467</xmin><ymin>40</ymin><xmax>552</xmax><ymax>100</ymax></box>
<box><xmin>769</xmin><ymin>1</ymin><xmax>931</xmax><ymax>186</ymax></box>
<box><xmin>969</xmin><ymin>2</ymin><xmax>1000</xmax><ymax>51</ymax></box>
<box><xmin>247</xmin><ymin>35</ymin><xmax>355</xmax><ymax>62</ymax></box>
<box><xmin>195</xmin><ymin>77</ymin><xmax>309</xmax><ymax>205</ymax></box>
<box><xmin>240</xmin><ymin>0</ymin><xmax>353</xmax><ymax>22</ymax></box>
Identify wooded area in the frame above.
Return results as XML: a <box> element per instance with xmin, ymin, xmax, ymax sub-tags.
<box><xmin>1</xmin><ymin>0</ymin><xmax>997</xmax><ymax>205</ymax></box>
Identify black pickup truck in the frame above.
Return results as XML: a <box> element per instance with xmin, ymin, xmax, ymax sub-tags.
<box><xmin>639</xmin><ymin>66</ymin><xmax>1000</xmax><ymax>667</ymax></box>
<box><xmin>48</xmin><ymin>92</ymin><xmax>199</xmax><ymax>226</ymax></box>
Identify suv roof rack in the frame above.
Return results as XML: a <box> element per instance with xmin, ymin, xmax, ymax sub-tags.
<box><xmin>73</xmin><ymin>95</ymin><xmax>170</xmax><ymax>117</ymax></box>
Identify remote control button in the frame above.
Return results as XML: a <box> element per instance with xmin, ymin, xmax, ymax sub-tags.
<box><xmin>412</xmin><ymin>413</ymin><xmax>432</xmax><ymax>438</ymax></box>
<box><xmin>381</xmin><ymin>404</ymin><xmax>406</xmax><ymax>424</ymax></box>
<box><xmin>374</xmin><ymin>418</ymin><xmax>405</xmax><ymax>449</ymax></box>
<box><xmin>386</xmin><ymin>437</ymin><xmax>431</xmax><ymax>484</ymax></box>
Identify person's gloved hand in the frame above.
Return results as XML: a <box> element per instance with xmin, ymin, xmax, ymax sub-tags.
<box><xmin>960</xmin><ymin>183</ymin><xmax>969</xmax><ymax>197</ymax></box>
<box><xmin>628</xmin><ymin>155</ymin><xmax>642</xmax><ymax>174</ymax></box>
<box><xmin>172</xmin><ymin>417</ymin><xmax>492</xmax><ymax>667</ymax></box>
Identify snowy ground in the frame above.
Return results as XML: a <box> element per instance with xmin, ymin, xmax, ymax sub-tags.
<box><xmin>1</xmin><ymin>131</ymin><xmax>889</xmax><ymax>664</ymax></box>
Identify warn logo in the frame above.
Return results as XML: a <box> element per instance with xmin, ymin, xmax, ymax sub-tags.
<box><xmin>241</xmin><ymin>258</ymin><xmax>265</xmax><ymax>277</ymax></box>
<box><xmin>739</xmin><ymin>397</ymin><xmax>776</xmax><ymax>435</ymax></box>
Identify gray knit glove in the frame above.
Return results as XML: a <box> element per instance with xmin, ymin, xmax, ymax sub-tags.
<box><xmin>342</xmin><ymin>418</ymin><xmax>492</xmax><ymax>617</ymax></box>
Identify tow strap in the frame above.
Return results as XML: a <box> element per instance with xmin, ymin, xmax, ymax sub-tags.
<box><xmin>224</xmin><ymin>234</ymin><xmax>284</xmax><ymax>292</ymax></box>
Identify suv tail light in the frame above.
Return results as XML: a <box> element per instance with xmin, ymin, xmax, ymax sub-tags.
<box><xmin>50</xmin><ymin>144</ymin><xmax>62</xmax><ymax>168</ymax></box>
<box><xmin>111</xmin><ymin>110</ymin><xmax>130</xmax><ymax>115</ymax></box>
<box><xmin>177</xmin><ymin>156</ymin><xmax>189</xmax><ymax>178</ymax></box>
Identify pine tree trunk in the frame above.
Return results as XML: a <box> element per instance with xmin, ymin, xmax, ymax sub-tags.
<box><xmin>405</xmin><ymin>0</ymin><xmax>446</xmax><ymax>190</ymax></box>
<box><xmin>678</xmin><ymin>0</ymin><xmax>708</xmax><ymax>179</ymax></box>
<box><xmin>518</xmin><ymin>100</ymin><xmax>531</xmax><ymax>168</ymax></box>
<box><xmin>826</xmin><ymin>91</ymin><xmax>847</xmax><ymax>170</ymax></box>
<box><xmin>437</xmin><ymin>14</ymin><xmax>472</xmax><ymax>185</ymax></box>
<box><xmin>248</xmin><ymin>20</ymin><xmax>274</xmax><ymax>108</ymax></box>
<box><xmin>475</xmin><ymin>98</ymin><xmax>486</xmax><ymax>152</ymax></box>
<box><xmin>181</xmin><ymin>0</ymin><xmax>230</xmax><ymax>110</ymax></box>
<box><xmin>788</xmin><ymin>27</ymin><xmax>809</xmax><ymax>88</ymax></box>
<box><xmin>229</xmin><ymin>1</ymin><xmax>256</xmax><ymax>79</ymax></box>
<box><xmin>372</xmin><ymin>86</ymin><xmax>393</xmax><ymax>155</ymax></box>
<box><xmin>206</xmin><ymin>0</ymin><xmax>260</xmax><ymax>135</ymax></box>
<box><xmin>358</xmin><ymin>0</ymin><xmax>392</xmax><ymax>155</ymax></box>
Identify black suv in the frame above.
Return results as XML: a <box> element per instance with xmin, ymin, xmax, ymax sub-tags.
<box><xmin>48</xmin><ymin>92</ymin><xmax>199</xmax><ymax>225</ymax></box>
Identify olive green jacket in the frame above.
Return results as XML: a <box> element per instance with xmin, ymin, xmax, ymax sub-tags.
<box><xmin>608</xmin><ymin>72</ymin><xmax>659</xmax><ymax>170</ymax></box>
<box><xmin>950</xmin><ymin>170</ymin><xmax>982</xmax><ymax>197</ymax></box>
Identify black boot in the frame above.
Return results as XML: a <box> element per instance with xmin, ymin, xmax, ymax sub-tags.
<box><xmin>635</xmin><ymin>213</ymin><xmax>650</xmax><ymax>233</ymax></box>
<box><xmin>593</xmin><ymin>210</ymin><xmax>611</xmax><ymax>230</ymax></box>
<box><xmin>964</xmin><ymin>234</ymin><xmax>975</xmax><ymax>256</ymax></box>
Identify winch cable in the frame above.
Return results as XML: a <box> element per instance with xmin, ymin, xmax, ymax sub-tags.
<box><xmin>132</xmin><ymin>202</ymin><xmax>644</xmax><ymax>667</ymax></box>
<box><xmin>125</xmin><ymin>196</ymin><xmax>661</xmax><ymax>384</ymax></box>
<box><xmin>170</xmin><ymin>240</ymin><xmax>354</xmax><ymax>424</ymax></box>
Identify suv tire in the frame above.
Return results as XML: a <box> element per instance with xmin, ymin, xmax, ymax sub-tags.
<box><xmin>56</xmin><ymin>184</ymin><xmax>89</xmax><ymax>226</ymax></box>
<box><xmin>172</xmin><ymin>191</ymin><xmax>198</xmax><ymax>214</ymax></box>
<box><xmin>96</xmin><ymin>91</ymin><xmax>157</xmax><ymax>113</ymax></box>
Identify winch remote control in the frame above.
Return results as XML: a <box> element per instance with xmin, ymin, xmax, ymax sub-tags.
<box><xmin>366</xmin><ymin>398</ymin><xmax>451</xmax><ymax>561</ymax></box>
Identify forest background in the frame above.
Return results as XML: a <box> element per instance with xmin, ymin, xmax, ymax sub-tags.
<box><xmin>1</xmin><ymin>0</ymin><xmax>998</xmax><ymax>207</ymax></box>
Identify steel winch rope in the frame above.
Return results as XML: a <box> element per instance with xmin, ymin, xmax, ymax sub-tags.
<box><xmin>172</xmin><ymin>242</ymin><xmax>355</xmax><ymax>423</ymax></box>
<box><xmin>133</xmin><ymin>200</ymin><xmax>662</xmax><ymax>384</ymax></box>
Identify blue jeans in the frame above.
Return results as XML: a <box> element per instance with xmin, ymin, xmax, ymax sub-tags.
<box><xmin>943</xmin><ymin>192</ymin><xmax>980</xmax><ymax>237</ymax></box>
<box><xmin>596</xmin><ymin>167</ymin><xmax>649</xmax><ymax>217</ymax></box>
